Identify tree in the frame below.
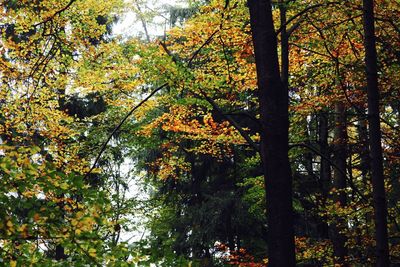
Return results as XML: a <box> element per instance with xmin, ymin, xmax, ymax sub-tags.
<box><xmin>0</xmin><ymin>0</ymin><xmax>134</xmax><ymax>265</ymax></box>
<box><xmin>247</xmin><ymin>0</ymin><xmax>295</xmax><ymax>265</ymax></box>
<box><xmin>3</xmin><ymin>0</ymin><xmax>400</xmax><ymax>265</ymax></box>
<box><xmin>362</xmin><ymin>0</ymin><xmax>390</xmax><ymax>265</ymax></box>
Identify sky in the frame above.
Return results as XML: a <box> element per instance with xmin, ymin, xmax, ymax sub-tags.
<box><xmin>112</xmin><ymin>0</ymin><xmax>187</xmax><ymax>39</ymax></box>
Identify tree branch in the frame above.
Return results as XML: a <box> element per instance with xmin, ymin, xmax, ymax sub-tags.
<box><xmin>33</xmin><ymin>0</ymin><xmax>76</xmax><ymax>27</ymax></box>
<box><xmin>276</xmin><ymin>2</ymin><xmax>340</xmax><ymax>35</ymax></box>
<box><xmin>200</xmin><ymin>90</ymin><xmax>259</xmax><ymax>152</ymax></box>
<box><xmin>188</xmin><ymin>30</ymin><xmax>219</xmax><ymax>67</ymax></box>
<box><xmin>83</xmin><ymin>83</ymin><xmax>168</xmax><ymax>179</ymax></box>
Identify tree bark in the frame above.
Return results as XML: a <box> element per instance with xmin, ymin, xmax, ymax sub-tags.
<box><xmin>319</xmin><ymin>112</ymin><xmax>330</xmax><ymax>198</ymax></box>
<box><xmin>362</xmin><ymin>0</ymin><xmax>390</xmax><ymax>265</ymax></box>
<box><xmin>331</xmin><ymin>101</ymin><xmax>348</xmax><ymax>265</ymax></box>
<box><xmin>247</xmin><ymin>0</ymin><xmax>295</xmax><ymax>266</ymax></box>
<box><xmin>318</xmin><ymin>111</ymin><xmax>330</xmax><ymax>239</ymax></box>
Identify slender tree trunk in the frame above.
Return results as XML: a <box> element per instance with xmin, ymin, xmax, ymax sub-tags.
<box><xmin>358</xmin><ymin>114</ymin><xmax>375</xmax><ymax>244</ymax></box>
<box><xmin>318</xmin><ymin>111</ymin><xmax>330</xmax><ymax>238</ymax></box>
<box><xmin>319</xmin><ymin>112</ymin><xmax>330</xmax><ymax>197</ymax></box>
<box><xmin>357</xmin><ymin>116</ymin><xmax>370</xmax><ymax>183</ymax></box>
<box><xmin>331</xmin><ymin>101</ymin><xmax>348</xmax><ymax>265</ymax></box>
<box><xmin>247</xmin><ymin>0</ymin><xmax>295</xmax><ymax>266</ymax></box>
<box><xmin>362</xmin><ymin>0</ymin><xmax>390</xmax><ymax>265</ymax></box>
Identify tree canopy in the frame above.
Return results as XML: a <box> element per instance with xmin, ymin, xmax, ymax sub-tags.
<box><xmin>1</xmin><ymin>0</ymin><xmax>400</xmax><ymax>266</ymax></box>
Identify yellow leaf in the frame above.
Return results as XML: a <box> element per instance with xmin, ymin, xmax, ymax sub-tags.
<box><xmin>71</xmin><ymin>219</ymin><xmax>78</xmax><ymax>226</ymax></box>
<box><xmin>18</xmin><ymin>224</ymin><xmax>27</xmax><ymax>232</ymax></box>
<box><xmin>88</xmin><ymin>248</ymin><xmax>97</xmax><ymax>257</ymax></box>
<box><xmin>60</xmin><ymin>182</ymin><xmax>69</xmax><ymax>190</ymax></box>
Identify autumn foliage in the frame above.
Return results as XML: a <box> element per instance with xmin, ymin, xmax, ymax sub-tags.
<box><xmin>1</xmin><ymin>0</ymin><xmax>400</xmax><ymax>266</ymax></box>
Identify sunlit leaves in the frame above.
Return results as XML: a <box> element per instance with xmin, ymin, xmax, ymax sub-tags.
<box><xmin>0</xmin><ymin>0</ymin><xmax>132</xmax><ymax>264</ymax></box>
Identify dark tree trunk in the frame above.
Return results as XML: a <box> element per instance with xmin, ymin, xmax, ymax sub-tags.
<box><xmin>357</xmin><ymin>116</ymin><xmax>370</xmax><ymax>183</ymax></box>
<box><xmin>331</xmin><ymin>101</ymin><xmax>348</xmax><ymax>265</ymax></box>
<box><xmin>319</xmin><ymin>112</ymin><xmax>330</xmax><ymax>197</ymax></box>
<box><xmin>362</xmin><ymin>0</ymin><xmax>390</xmax><ymax>265</ymax></box>
<box><xmin>247</xmin><ymin>0</ymin><xmax>295</xmax><ymax>266</ymax></box>
<box><xmin>318</xmin><ymin>111</ymin><xmax>330</xmax><ymax>238</ymax></box>
<box><xmin>55</xmin><ymin>245</ymin><xmax>66</xmax><ymax>260</ymax></box>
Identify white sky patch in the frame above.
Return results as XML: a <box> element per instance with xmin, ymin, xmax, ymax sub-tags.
<box><xmin>112</xmin><ymin>0</ymin><xmax>188</xmax><ymax>39</ymax></box>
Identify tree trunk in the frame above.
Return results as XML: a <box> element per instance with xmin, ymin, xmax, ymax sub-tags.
<box><xmin>319</xmin><ymin>112</ymin><xmax>330</xmax><ymax>198</ymax></box>
<box><xmin>357</xmin><ymin>116</ymin><xmax>370</xmax><ymax>183</ymax></box>
<box><xmin>247</xmin><ymin>0</ymin><xmax>295</xmax><ymax>266</ymax></box>
<box><xmin>331</xmin><ymin>101</ymin><xmax>348</xmax><ymax>265</ymax></box>
<box><xmin>362</xmin><ymin>0</ymin><xmax>390</xmax><ymax>265</ymax></box>
<box><xmin>318</xmin><ymin>111</ymin><xmax>330</xmax><ymax>239</ymax></box>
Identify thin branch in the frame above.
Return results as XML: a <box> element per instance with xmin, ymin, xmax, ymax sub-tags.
<box><xmin>188</xmin><ymin>30</ymin><xmax>219</xmax><ymax>67</ymax></box>
<box><xmin>223</xmin><ymin>112</ymin><xmax>259</xmax><ymax>124</ymax></box>
<box><xmin>276</xmin><ymin>2</ymin><xmax>340</xmax><ymax>35</ymax></box>
<box><xmin>159</xmin><ymin>41</ymin><xmax>180</xmax><ymax>64</ymax></box>
<box><xmin>289</xmin><ymin>143</ymin><xmax>368</xmax><ymax>203</ymax></box>
<box><xmin>134</xmin><ymin>2</ymin><xmax>151</xmax><ymax>42</ymax></box>
<box><xmin>32</xmin><ymin>0</ymin><xmax>76</xmax><ymax>27</ymax></box>
<box><xmin>83</xmin><ymin>83</ymin><xmax>168</xmax><ymax>179</ymax></box>
<box><xmin>200</xmin><ymin>90</ymin><xmax>259</xmax><ymax>152</ymax></box>
<box><xmin>375</xmin><ymin>17</ymin><xmax>400</xmax><ymax>36</ymax></box>
<box><xmin>73</xmin><ymin>239</ymin><xmax>102</xmax><ymax>267</ymax></box>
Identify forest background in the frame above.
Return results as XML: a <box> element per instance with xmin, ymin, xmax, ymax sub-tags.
<box><xmin>0</xmin><ymin>0</ymin><xmax>399</xmax><ymax>266</ymax></box>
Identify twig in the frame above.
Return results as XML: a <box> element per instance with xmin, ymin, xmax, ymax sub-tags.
<box><xmin>188</xmin><ymin>30</ymin><xmax>219</xmax><ymax>67</ymax></box>
<box><xmin>276</xmin><ymin>2</ymin><xmax>340</xmax><ymax>35</ymax></box>
<box><xmin>83</xmin><ymin>83</ymin><xmax>167</xmax><ymax>179</ymax></box>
